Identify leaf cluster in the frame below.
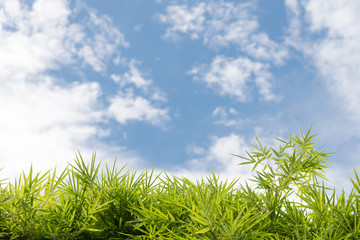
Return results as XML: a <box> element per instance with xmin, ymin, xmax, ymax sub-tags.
<box><xmin>0</xmin><ymin>126</ymin><xmax>359</xmax><ymax>239</ymax></box>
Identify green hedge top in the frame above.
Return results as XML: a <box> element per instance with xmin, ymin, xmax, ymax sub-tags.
<box><xmin>0</xmin><ymin>126</ymin><xmax>359</xmax><ymax>239</ymax></box>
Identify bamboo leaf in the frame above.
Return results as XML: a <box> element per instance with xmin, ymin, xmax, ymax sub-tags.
<box><xmin>195</xmin><ymin>227</ymin><xmax>211</xmax><ymax>234</ymax></box>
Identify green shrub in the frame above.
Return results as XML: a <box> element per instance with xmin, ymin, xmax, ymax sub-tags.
<box><xmin>0</xmin><ymin>126</ymin><xmax>359</xmax><ymax>239</ymax></box>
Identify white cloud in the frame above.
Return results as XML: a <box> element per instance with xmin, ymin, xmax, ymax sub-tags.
<box><xmin>285</xmin><ymin>0</ymin><xmax>360</xmax><ymax>128</ymax></box>
<box><xmin>285</xmin><ymin>0</ymin><xmax>302</xmax><ymax>42</ymax></box>
<box><xmin>108</xmin><ymin>89</ymin><xmax>169</xmax><ymax>127</ymax></box>
<box><xmin>0</xmin><ymin>0</ymin><xmax>129</xmax><ymax>82</ymax></box>
<box><xmin>212</xmin><ymin>107</ymin><xmax>244</xmax><ymax>127</ymax></box>
<box><xmin>174</xmin><ymin>133</ymin><xmax>253</xmax><ymax>184</ymax></box>
<box><xmin>304</xmin><ymin>0</ymin><xmax>360</xmax><ymax>112</ymax></box>
<box><xmin>76</xmin><ymin>10</ymin><xmax>129</xmax><ymax>72</ymax></box>
<box><xmin>304</xmin><ymin>0</ymin><xmax>360</xmax><ymax>37</ymax></box>
<box><xmin>208</xmin><ymin>134</ymin><xmax>245</xmax><ymax>166</ymax></box>
<box><xmin>0</xmin><ymin>0</ymin><xmax>161</xmax><ymax>179</ymax></box>
<box><xmin>189</xmin><ymin>55</ymin><xmax>276</xmax><ymax>102</ymax></box>
<box><xmin>111</xmin><ymin>59</ymin><xmax>152</xmax><ymax>91</ymax></box>
<box><xmin>160</xmin><ymin>1</ymin><xmax>286</xmax><ymax>102</ymax></box>
<box><xmin>109</xmin><ymin>59</ymin><xmax>169</xmax><ymax>126</ymax></box>
<box><xmin>159</xmin><ymin>1</ymin><xmax>288</xmax><ymax>64</ymax></box>
<box><xmin>113</xmin><ymin>54</ymin><xmax>127</xmax><ymax>66</ymax></box>
<box><xmin>284</xmin><ymin>0</ymin><xmax>317</xmax><ymax>55</ymax></box>
<box><xmin>159</xmin><ymin>3</ymin><xmax>206</xmax><ymax>40</ymax></box>
<box><xmin>179</xmin><ymin>124</ymin><xmax>288</xmax><ymax>181</ymax></box>
<box><xmin>271</xmin><ymin>0</ymin><xmax>360</xmax><ymax>195</ymax></box>
<box><xmin>179</xmin><ymin>128</ymin><xmax>292</xmax><ymax>182</ymax></box>
<box><xmin>0</xmin><ymin>0</ymin><xmax>68</xmax><ymax>81</ymax></box>
<box><xmin>151</xmin><ymin>90</ymin><xmax>167</xmax><ymax>102</ymax></box>
<box><xmin>0</xmin><ymin>75</ymin><xmax>146</xmax><ymax>179</ymax></box>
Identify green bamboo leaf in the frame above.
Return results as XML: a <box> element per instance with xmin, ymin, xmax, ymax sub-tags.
<box><xmin>85</xmin><ymin>228</ymin><xmax>102</xmax><ymax>232</ymax></box>
<box><xmin>0</xmin><ymin>196</ymin><xmax>12</xmax><ymax>204</ymax></box>
<box><xmin>19</xmin><ymin>199</ymin><xmax>30</xmax><ymax>210</ymax></box>
<box><xmin>350</xmin><ymin>169</ymin><xmax>360</xmax><ymax>193</ymax></box>
<box><xmin>252</xmin><ymin>161</ymin><xmax>261</xmax><ymax>172</ymax></box>
<box><xmin>196</xmin><ymin>227</ymin><xmax>211</xmax><ymax>234</ymax></box>
<box><xmin>263</xmin><ymin>164</ymin><xmax>268</xmax><ymax>172</ymax></box>
<box><xmin>190</xmin><ymin>214</ymin><xmax>208</xmax><ymax>226</ymax></box>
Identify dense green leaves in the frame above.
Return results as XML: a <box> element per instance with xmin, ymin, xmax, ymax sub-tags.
<box><xmin>0</xmin><ymin>126</ymin><xmax>359</xmax><ymax>239</ymax></box>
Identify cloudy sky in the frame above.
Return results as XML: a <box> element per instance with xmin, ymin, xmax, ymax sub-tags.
<box><xmin>1</xmin><ymin>0</ymin><xmax>360</xmax><ymax>192</ymax></box>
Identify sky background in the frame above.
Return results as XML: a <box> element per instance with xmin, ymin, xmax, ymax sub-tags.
<box><xmin>1</xmin><ymin>0</ymin><xmax>360</xmax><ymax>192</ymax></box>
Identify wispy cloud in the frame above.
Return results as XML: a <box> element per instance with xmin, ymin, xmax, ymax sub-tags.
<box><xmin>159</xmin><ymin>1</ymin><xmax>287</xmax><ymax>64</ymax></box>
<box><xmin>0</xmin><ymin>0</ymin><xmax>129</xmax><ymax>79</ymax></box>
<box><xmin>159</xmin><ymin>1</ymin><xmax>286</xmax><ymax>102</ymax></box>
<box><xmin>286</xmin><ymin>0</ymin><xmax>360</xmax><ymax>118</ymax></box>
<box><xmin>76</xmin><ymin>10</ymin><xmax>129</xmax><ymax>72</ymax></box>
<box><xmin>109</xmin><ymin>58</ymin><xmax>170</xmax><ymax>127</ymax></box>
<box><xmin>212</xmin><ymin>107</ymin><xmax>244</xmax><ymax>128</ymax></box>
<box><xmin>158</xmin><ymin>3</ymin><xmax>206</xmax><ymax>41</ymax></box>
<box><xmin>111</xmin><ymin>59</ymin><xmax>153</xmax><ymax>91</ymax></box>
<box><xmin>189</xmin><ymin>55</ymin><xmax>276</xmax><ymax>102</ymax></box>
<box><xmin>284</xmin><ymin>0</ymin><xmax>360</xmax><ymax>160</ymax></box>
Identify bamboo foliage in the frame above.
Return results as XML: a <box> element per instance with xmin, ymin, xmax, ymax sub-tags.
<box><xmin>0</xmin><ymin>127</ymin><xmax>359</xmax><ymax>239</ymax></box>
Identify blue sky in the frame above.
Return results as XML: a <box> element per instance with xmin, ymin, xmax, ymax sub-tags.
<box><xmin>1</xmin><ymin>0</ymin><xmax>360</xmax><ymax>192</ymax></box>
